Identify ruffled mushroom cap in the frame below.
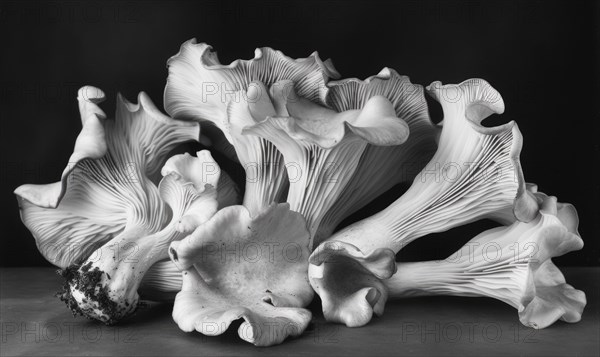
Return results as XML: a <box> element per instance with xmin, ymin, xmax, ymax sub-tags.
<box><xmin>168</xmin><ymin>203</ymin><xmax>313</xmax><ymax>346</ymax></box>
<box><xmin>164</xmin><ymin>39</ymin><xmax>340</xmax><ymax>143</ymax></box>
<box><xmin>309</xmin><ymin>241</ymin><xmax>396</xmax><ymax>327</ymax></box>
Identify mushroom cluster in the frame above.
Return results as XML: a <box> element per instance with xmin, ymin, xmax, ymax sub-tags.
<box><xmin>15</xmin><ymin>40</ymin><xmax>586</xmax><ymax>346</ymax></box>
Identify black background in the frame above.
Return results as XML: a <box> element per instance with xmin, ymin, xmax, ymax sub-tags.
<box><xmin>0</xmin><ymin>0</ymin><xmax>598</xmax><ymax>267</ymax></box>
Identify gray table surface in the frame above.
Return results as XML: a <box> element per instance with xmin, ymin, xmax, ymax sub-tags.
<box><xmin>1</xmin><ymin>267</ymin><xmax>598</xmax><ymax>356</ymax></box>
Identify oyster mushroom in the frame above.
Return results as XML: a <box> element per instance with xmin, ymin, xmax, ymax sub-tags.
<box><xmin>168</xmin><ymin>203</ymin><xmax>312</xmax><ymax>346</ymax></box>
<box><xmin>15</xmin><ymin>86</ymin><xmax>238</xmax><ymax>323</ymax></box>
<box><xmin>388</xmin><ymin>194</ymin><xmax>586</xmax><ymax>329</ymax></box>
<box><xmin>309</xmin><ymin>78</ymin><xmax>540</xmax><ymax>327</ymax></box>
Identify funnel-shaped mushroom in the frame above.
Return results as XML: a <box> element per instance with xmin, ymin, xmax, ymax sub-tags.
<box><xmin>15</xmin><ymin>87</ymin><xmax>238</xmax><ymax>323</ymax></box>
<box><xmin>388</xmin><ymin>195</ymin><xmax>586</xmax><ymax>329</ymax></box>
<box><xmin>314</xmin><ymin>68</ymin><xmax>439</xmax><ymax>245</ymax></box>
<box><xmin>244</xmin><ymin>81</ymin><xmax>410</xmax><ymax>248</ymax></box>
<box><xmin>15</xmin><ymin>86</ymin><xmax>200</xmax><ymax>268</ymax></box>
<box><xmin>165</xmin><ymin>40</ymin><xmax>340</xmax><ymax>215</ymax></box>
<box><xmin>309</xmin><ymin>79</ymin><xmax>539</xmax><ymax>327</ymax></box>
